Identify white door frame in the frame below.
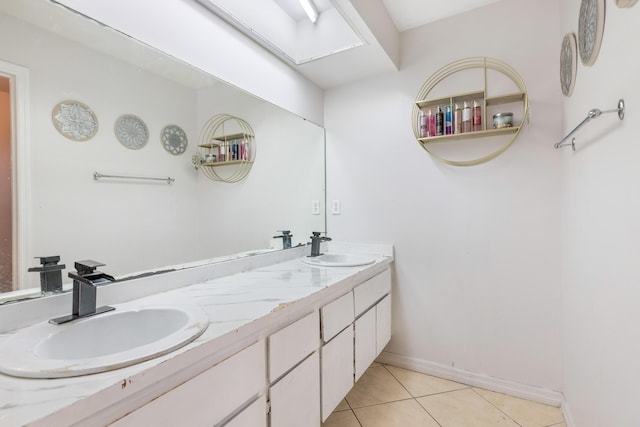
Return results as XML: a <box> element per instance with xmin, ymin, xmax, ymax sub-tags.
<box><xmin>0</xmin><ymin>60</ymin><xmax>31</xmax><ymax>291</ymax></box>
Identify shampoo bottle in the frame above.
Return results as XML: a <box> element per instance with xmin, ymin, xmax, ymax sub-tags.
<box><xmin>418</xmin><ymin>109</ymin><xmax>428</xmax><ymax>138</ymax></box>
<box><xmin>462</xmin><ymin>101</ymin><xmax>472</xmax><ymax>133</ymax></box>
<box><xmin>473</xmin><ymin>100</ymin><xmax>482</xmax><ymax>131</ymax></box>
<box><xmin>428</xmin><ymin>109</ymin><xmax>436</xmax><ymax>137</ymax></box>
<box><xmin>454</xmin><ymin>103</ymin><xmax>462</xmax><ymax>134</ymax></box>
<box><xmin>445</xmin><ymin>105</ymin><xmax>452</xmax><ymax>135</ymax></box>
<box><xmin>435</xmin><ymin>106</ymin><xmax>444</xmax><ymax>136</ymax></box>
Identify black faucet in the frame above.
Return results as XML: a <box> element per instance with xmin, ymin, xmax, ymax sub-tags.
<box><xmin>50</xmin><ymin>260</ymin><xmax>116</xmax><ymax>325</ymax></box>
<box><xmin>309</xmin><ymin>231</ymin><xmax>332</xmax><ymax>257</ymax></box>
<box><xmin>273</xmin><ymin>230</ymin><xmax>293</xmax><ymax>249</ymax></box>
<box><xmin>28</xmin><ymin>256</ymin><xmax>65</xmax><ymax>295</ymax></box>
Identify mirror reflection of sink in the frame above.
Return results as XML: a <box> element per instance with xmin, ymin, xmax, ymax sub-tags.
<box><xmin>301</xmin><ymin>253</ymin><xmax>376</xmax><ymax>267</ymax></box>
<box><xmin>0</xmin><ymin>304</ymin><xmax>208</xmax><ymax>379</ymax></box>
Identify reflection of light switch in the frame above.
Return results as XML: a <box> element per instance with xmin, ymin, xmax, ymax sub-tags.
<box><xmin>312</xmin><ymin>200</ymin><xmax>320</xmax><ymax>215</ymax></box>
<box><xmin>331</xmin><ymin>199</ymin><xmax>341</xmax><ymax>215</ymax></box>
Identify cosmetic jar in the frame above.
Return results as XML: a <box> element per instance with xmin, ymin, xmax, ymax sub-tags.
<box><xmin>492</xmin><ymin>112</ymin><xmax>513</xmax><ymax>129</ymax></box>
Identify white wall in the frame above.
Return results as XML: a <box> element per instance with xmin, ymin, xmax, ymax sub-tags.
<box><xmin>55</xmin><ymin>0</ymin><xmax>324</xmax><ymax>126</ymax></box>
<box><xmin>560</xmin><ymin>2</ymin><xmax>640</xmax><ymax>426</ymax></box>
<box><xmin>325</xmin><ymin>0</ymin><xmax>563</xmax><ymax>393</ymax></box>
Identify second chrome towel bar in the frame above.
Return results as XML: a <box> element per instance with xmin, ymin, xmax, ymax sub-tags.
<box><xmin>555</xmin><ymin>99</ymin><xmax>625</xmax><ymax>150</ymax></box>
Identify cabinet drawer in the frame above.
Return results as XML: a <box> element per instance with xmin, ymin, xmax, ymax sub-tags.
<box><xmin>321</xmin><ymin>292</ymin><xmax>354</xmax><ymax>342</ymax></box>
<box><xmin>354</xmin><ymin>269</ymin><xmax>391</xmax><ymax>316</ymax></box>
<box><xmin>112</xmin><ymin>340</ymin><xmax>265</xmax><ymax>427</ymax></box>
<box><xmin>269</xmin><ymin>311</ymin><xmax>319</xmax><ymax>382</ymax></box>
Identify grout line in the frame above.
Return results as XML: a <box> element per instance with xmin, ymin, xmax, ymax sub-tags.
<box><xmin>470</xmin><ymin>387</ymin><xmax>524</xmax><ymax>427</ymax></box>
<box><xmin>413</xmin><ymin>396</ymin><xmax>443</xmax><ymax>427</ymax></box>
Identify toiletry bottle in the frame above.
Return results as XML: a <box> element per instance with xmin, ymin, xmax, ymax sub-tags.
<box><xmin>418</xmin><ymin>109</ymin><xmax>428</xmax><ymax>138</ymax></box>
<box><xmin>218</xmin><ymin>141</ymin><xmax>226</xmax><ymax>162</ymax></box>
<box><xmin>454</xmin><ymin>103</ymin><xmax>462</xmax><ymax>134</ymax></box>
<box><xmin>462</xmin><ymin>101</ymin><xmax>472</xmax><ymax>133</ymax></box>
<box><xmin>445</xmin><ymin>105</ymin><xmax>452</xmax><ymax>135</ymax></box>
<box><xmin>473</xmin><ymin>100</ymin><xmax>482</xmax><ymax>131</ymax></box>
<box><xmin>435</xmin><ymin>106</ymin><xmax>444</xmax><ymax>136</ymax></box>
<box><xmin>428</xmin><ymin>109</ymin><xmax>436</xmax><ymax>137</ymax></box>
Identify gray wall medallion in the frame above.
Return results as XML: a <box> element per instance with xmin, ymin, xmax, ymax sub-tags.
<box><xmin>51</xmin><ymin>100</ymin><xmax>98</xmax><ymax>141</ymax></box>
<box><xmin>560</xmin><ymin>33</ymin><xmax>577</xmax><ymax>97</ymax></box>
<box><xmin>115</xmin><ymin>114</ymin><xmax>149</xmax><ymax>149</ymax></box>
<box><xmin>615</xmin><ymin>0</ymin><xmax>638</xmax><ymax>7</ymax></box>
<box><xmin>161</xmin><ymin>125</ymin><xmax>188</xmax><ymax>155</ymax></box>
<box><xmin>578</xmin><ymin>0</ymin><xmax>605</xmax><ymax>66</ymax></box>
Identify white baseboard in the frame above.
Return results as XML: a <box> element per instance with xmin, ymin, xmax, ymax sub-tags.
<box><xmin>376</xmin><ymin>351</ymin><xmax>564</xmax><ymax>408</ymax></box>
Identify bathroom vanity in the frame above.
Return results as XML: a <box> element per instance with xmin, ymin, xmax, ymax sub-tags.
<box><xmin>0</xmin><ymin>243</ymin><xmax>393</xmax><ymax>427</ymax></box>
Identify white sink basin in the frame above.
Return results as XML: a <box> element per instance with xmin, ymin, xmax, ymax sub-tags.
<box><xmin>0</xmin><ymin>304</ymin><xmax>208</xmax><ymax>378</ymax></box>
<box><xmin>301</xmin><ymin>253</ymin><xmax>376</xmax><ymax>267</ymax></box>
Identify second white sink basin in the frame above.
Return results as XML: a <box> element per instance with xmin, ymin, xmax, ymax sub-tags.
<box><xmin>301</xmin><ymin>253</ymin><xmax>376</xmax><ymax>267</ymax></box>
<box><xmin>0</xmin><ymin>304</ymin><xmax>208</xmax><ymax>378</ymax></box>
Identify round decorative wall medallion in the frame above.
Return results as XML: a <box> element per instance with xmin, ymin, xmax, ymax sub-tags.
<box><xmin>115</xmin><ymin>114</ymin><xmax>149</xmax><ymax>149</ymax></box>
<box><xmin>578</xmin><ymin>0</ymin><xmax>605</xmax><ymax>66</ymax></box>
<box><xmin>560</xmin><ymin>33</ymin><xmax>578</xmax><ymax>97</ymax></box>
<box><xmin>51</xmin><ymin>101</ymin><xmax>98</xmax><ymax>141</ymax></box>
<box><xmin>161</xmin><ymin>125</ymin><xmax>188</xmax><ymax>155</ymax></box>
<box><xmin>615</xmin><ymin>0</ymin><xmax>637</xmax><ymax>7</ymax></box>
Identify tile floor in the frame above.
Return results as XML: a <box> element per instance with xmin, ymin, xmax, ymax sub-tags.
<box><xmin>322</xmin><ymin>363</ymin><xmax>566</xmax><ymax>427</ymax></box>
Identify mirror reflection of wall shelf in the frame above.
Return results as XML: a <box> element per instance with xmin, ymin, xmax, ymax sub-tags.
<box><xmin>193</xmin><ymin>114</ymin><xmax>255</xmax><ymax>183</ymax></box>
<box><xmin>412</xmin><ymin>57</ymin><xmax>530</xmax><ymax>167</ymax></box>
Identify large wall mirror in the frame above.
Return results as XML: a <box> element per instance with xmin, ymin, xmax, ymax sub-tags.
<box><xmin>0</xmin><ymin>0</ymin><xmax>326</xmax><ymax>298</ymax></box>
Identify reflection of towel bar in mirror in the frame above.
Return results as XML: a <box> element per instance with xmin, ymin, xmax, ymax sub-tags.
<box><xmin>93</xmin><ymin>172</ymin><xmax>175</xmax><ymax>184</ymax></box>
<box><xmin>555</xmin><ymin>99</ymin><xmax>625</xmax><ymax>150</ymax></box>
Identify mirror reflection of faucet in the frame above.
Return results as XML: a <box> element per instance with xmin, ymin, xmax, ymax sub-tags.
<box><xmin>309</xmin><ymin>231</ymin><xmax>332</xmax><ymax>257</ymax></box>
<box><xmin>273</xmin><ymin>230</ymin><xmax>293</xmax><ymax>249</ymax></box>
<box><xmin>49</xmin><ymin>260</ymin><xmax>116</xmax><ymax>325</ymax></box>
<box><xmin>28</xmin><ymin>256</ymin><xmax>65</xmax><ymax>296</ymax></box>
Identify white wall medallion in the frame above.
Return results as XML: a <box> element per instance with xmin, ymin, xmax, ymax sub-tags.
<box><xmin>51</xmin><ymin>100</ymin><xmax>98</xmax><ymax>141</ymax></box>
<box><xmin>115</xmin><ymin>114</ymin><xmax>149</xmax><ymax>149</ymax></box>
<box><xmin>578</xmin><ymin>0</ymin><xmax>605</xmax><ymax>66</ymax></box>
<box><xmin>560</xmin><ymin>33</ymin><xmax>578</xmax><ymax>97</ymax></box>
<box><xmin>161</xmin><ymin>125</ymin><xmax>188</xmax><ymax>155</ymax></box>
<box><xmin>615</xmin><ymin>0</ymin><xmax>637</xmax><ymax>7</ymax></box>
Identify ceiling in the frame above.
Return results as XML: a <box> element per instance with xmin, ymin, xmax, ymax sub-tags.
<box><xmin>268</xmin><ymin>0</ymin><xmax>508</xmax><ymax>88</ymax></box>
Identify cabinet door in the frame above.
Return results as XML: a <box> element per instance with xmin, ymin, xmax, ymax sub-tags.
<box><xmin>354</xmin><ymin>307</ymin><xmax>376</xmax><ymax>381</ymax></box>
<box><xmin>376</xmin><ymin>294</ymin><xmax>391</xmax><ymax>355</ymax></box>
<box><xmin>111</xmin><ymin>340</ymin><xmax>265</xmax><ymax>427</ymax></box>
<box><xmin>321</xmin><ymin>326</ymin><xmax>354</xmax><ymax>421</ymax></box>
<box><xmin>222</xmin><ymin>395</ymin><xmax>267</xmax><ymax>427</ymax></box>
<box><xmin>270</xmin><ymin>352</ymin><xmax>320</xmax><ymax>427</ymax></box>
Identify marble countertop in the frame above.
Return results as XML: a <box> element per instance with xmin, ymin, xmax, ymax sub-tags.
<box><xmin>0</xmin><ymin>244</ymin><xmax>393</xmax><ymax>427</ymax></box>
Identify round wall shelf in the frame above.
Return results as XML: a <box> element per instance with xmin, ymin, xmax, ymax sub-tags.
<box><xmin>412</xmin><ymin>57</ymin><xmax>530</xmax><ymax>166</ymax></box>
<box><xmin>193</xmin><ymin>114</ymin><xmax>255</xmax><ymax>183</ymax></box>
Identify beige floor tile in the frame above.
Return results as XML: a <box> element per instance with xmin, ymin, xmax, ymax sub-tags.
<box><xmin>353</xmin><ymin>399</ymin><xmax>440</xmax><ymax>427</ymax></box>
<box><xmin>335</xmin><ymin>399</ymin><xmax>350</xmax><ymax>412</ymax></box>
<box><xmin>385</xmin><ymin>365</ymin><xmax>468</xmax><ymax>397</ymax></box>
<box><xmin>322</xmin><ymin>409</ymin><xmax>361</xmax><ymax>427</ymax></box>
<box><xmin>473</xmin><ymin>388</ymin><xmax>565</xmax><ymax>427</ymax></box>
<box><xmin>370</xmin><ymin>362</ymin><xmax>382</xmax><ymax>368</ymax></box>
<box><xmin>345</xmin><ymin>366</ymin><xmax>411</xmax><ymax>408</ymax></box>
<box><xmin>417</xmin><ymin>388</ymin><xmax>519</xmax><ymax>427</ymax></box>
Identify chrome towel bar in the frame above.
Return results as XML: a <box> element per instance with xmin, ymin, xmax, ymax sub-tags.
<box><xmin>555</xmin><ymin>99</ymin><xmax>625</xmax><ymax>150</ymax></box>
<box><xmin>93</xmin><ymin>172</ymin><xmax>175</xmax><ymax>184</ymax></box>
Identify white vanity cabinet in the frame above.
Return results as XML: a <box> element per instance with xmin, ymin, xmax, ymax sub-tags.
<box><xmin>111</xmin><ymin>340</ymin><xmax>266</xmax><ymax>427</ymax></box>
<box><xmin>268</xmin><ymin>311</ymin><xmax>321</xmax><ymax>427</ymax></box>
<box><xmin>354</xmin><ymin>269</ymin><xmax>392</xmax><ymax>381</ymax></box>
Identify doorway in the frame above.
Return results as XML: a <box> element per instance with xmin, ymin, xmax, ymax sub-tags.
<box><xmin>0</xmin><ymin>76</ymin><xmax>10</xmax><ymax>292</ymax></box>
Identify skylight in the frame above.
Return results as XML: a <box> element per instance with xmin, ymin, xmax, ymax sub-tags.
<box><xmin>196</xmin><ymin>0</ymin><xmax>365</xmax><ymax>65</ymax></box>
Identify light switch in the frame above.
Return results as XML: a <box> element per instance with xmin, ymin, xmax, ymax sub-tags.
<box><xmin>312</xmin><ymin>200</ymin><xmax>321</xmax><ymax>215</ymax></box>
<box><xmin>331</xmin><ymin>199</ymin><xmax>341</xmax><ymax>215</ymax></box>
